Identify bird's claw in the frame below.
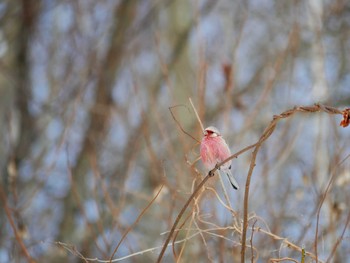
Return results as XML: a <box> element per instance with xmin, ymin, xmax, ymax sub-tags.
<box><xmin>209</xmin><ymin>164</ymin><xmax>221</xmax><ymax>177</ymax></box>
<box><xmin>209</xmin><ymin>170</ymin><xmax>215</xmax><ymax>177</ymax></box>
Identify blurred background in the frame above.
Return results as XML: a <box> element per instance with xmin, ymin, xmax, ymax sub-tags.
<box><xmin>0</xmin><ymin>0</ymin><xmax>349</xmax><ymax>262</ymax></box>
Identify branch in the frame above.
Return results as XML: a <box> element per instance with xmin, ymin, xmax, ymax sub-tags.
<box><xmin>0</xmin><ymin>186</ymin><xmax>35</xmax><ymax>263</ymax></box>
<box><xmin>240</xmin><ymin>104</ymin><xmax>344</xmax><ymax>262</ymax></box>
<box><xmin>169</xmin><ymin>104</ymin><xmax>200</xmax><ymax>143</ymax></box>
<box><xmin>189</xmin><ymin>97</ymin><xmax>204</xmax><ymax>133</ymax></box>
<box><xmin>255</xmin><ymin>227</ymin><xmax>324</xmax><ymax>263</ymax></box>
<box><xmin>156</xmin><ymin>175</ymin><xmax>210</xmax><ymax>262</ymax></box>
<box><xmin>109</xmin><ymin>185</ymin><xmax>164</xmax><ymax>261</ymax></box>
<box><xmin>157</xmin><ymin>103</ymin><xmax>346</xmax><ymax>263</ymax></box>
<box><xmin>156</xmin><ymin>138</ymin><xmax>263</xmax><ymax>262</ymax></box>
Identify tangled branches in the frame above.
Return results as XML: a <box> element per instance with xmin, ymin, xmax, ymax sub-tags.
<box><xmin>156</xmin><ymin>103</ymin><xmax>348</xmax><ymax>263</ymax></box>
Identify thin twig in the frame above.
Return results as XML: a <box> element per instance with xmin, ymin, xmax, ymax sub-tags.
<box><xmin>176</xmin><ymin>210</ymin><xmax>196</xmax><ymax>262</ymax></box>
<box><xmin>326</xmin><ymin>209</ymin><xmax>350</xmax><ymax>263</ymax></box>
<box><xmin>172</xmin><ymin>210</ymin><xmax>193</xmax><ymax>260</ymax></box>
<box><xmin>156</xmin><ymin>138</ymin><xmax>262</xmax><ymax>262</ymax></box>
<box><xmin>109</xmin><ymin>185</ymin><xmax>164</xmax><ymax>261</ymax></box>
<box><xmin>0</xmin><ymin>186</ymin><xmax>35</xmax><ymax>263</ymax></box>
<box><xmin>269</xmin><ymin>257</ymin><xmax>299</xmax><ymax>263</ymax></box>
<box><xmin>157</xmin><ymin>103</ymin><xmax>345</xmax><ymax>263</ymax></box>
<box><xmin>314</xmin><ymin>153</ymin><xmax>350</xmax><ymax>261</ymax></box>
<box><xmin>250</xmin><ymin>219</ymin><xmax>257</xmax><ymax>263</ymax></box>
<box><xmin>217</xmin><ymin>171</ymin><xmax>235</xmax><ymax>215</ymax></box>
<box><xmin>240</xmin><ymin>104</ymin><xmax>344</xmax><ymax>262</ymax></box>
<box><xmin>255</xmin><ymin>227</ymin><xmax>324</xmax><ymax>262</ymax></box>
<box><xmin>189</xmin><ymin>97</ymin><xmax>205</xmax><ymax>133</ymax></box>
<box><xmin>205</xmin><ymin>187</ymin><xmax>237</xmax><ymax>216</ymax></box>
<box><xmin>57</xmin><ymin>228</ymin><xmax>227</xmax><ymax>263</ymax></box>
<box><xmin>241</xmin><ymin>126</ymin><xmax>274</xmax><ymax>262</ymax></box>
<box><xmin>156</xmin><ymin>175</ymin><xmax>210</xmax><ymax>262</ymax></box>
<box><xmin>169</xmin><ymin>105</ymin><xmax>200</xmax><ymax>143</ymax></box>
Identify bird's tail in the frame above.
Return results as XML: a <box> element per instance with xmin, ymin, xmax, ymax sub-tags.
<box><xmin>225</xmin><ymin>170</ymin><xmax>239</xmax><ymax>190</ymax></box>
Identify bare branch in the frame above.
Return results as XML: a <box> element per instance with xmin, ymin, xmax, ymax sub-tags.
<box><xmin>109</xmin><ymin>185</ymin><xmax>164</xmax><ymax>261</ymax></box>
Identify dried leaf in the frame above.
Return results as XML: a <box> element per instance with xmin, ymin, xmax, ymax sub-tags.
<box><xmin>340</xmin><ymin>108</ymin><xmax>350</xmax><ymax>127</ymax></box>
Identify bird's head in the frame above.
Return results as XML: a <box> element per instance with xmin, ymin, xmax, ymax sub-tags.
<box><xmin>204</xmin><ymin>126</ymin><xmax>221</xmax><ymax>138</ymax></box>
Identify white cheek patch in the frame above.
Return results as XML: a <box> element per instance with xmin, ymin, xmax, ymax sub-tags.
<box><xmin>210</xmin><ymin>133</ymin><xmax>218</xmax><ymax>137</ymax></box>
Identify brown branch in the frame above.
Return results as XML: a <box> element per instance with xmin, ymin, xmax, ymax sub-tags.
<box><xmin>156</xmin><ymin>175</ymin><xmax>210</xmax><ymax>262</ymax></box>
<box><xmin>0</xmin><ymin>185</ymin><xmax>35</xmax><ymax>263</ymax></box>
<box><xmin>250</xmin><ymin>219</ymin><xmax>257</xmax><ymax>263</ymax></box>
<box><xmin>169</xmin><ymin>104</ymin><xmax>200</xmax><ymax>143</ymax></box>
<box><xmin>174</xmin><ymin>210</ymin><xmax>197</xmax><ymax>261</ymax></box>
<box><xmin>314</xmin><ymin>153</ymin><xmax>350</xmax><ymax>261</ymax></box>
<box><xmin>59</xmin><ymin>0</ymin><xmax>137</xmax><ymax>245</ymax></box>
<box><xmin>240</xmin><ymin>104</ymin><xmax>344</xmax><ymax>262</ymax></box>
<box><xmin>241</xmin><ymin>124</ymin><xmax>275</xmax><ymax>262</ymax></box>
<box><xmin>172</xmin><ymin>211</ymin><xmax>193</xmax><ymax>260</ymax></box>
<box><xmin>255</xmin><ymin>227</ymin><xmax>323</xmax><ymax>262</ymax></box>
<box><xmin>109</xmin><ymin>185</ymin><xmax>164</xmax><ymax>261</ymax></box>
<box><xmin>326</xmin><ymin>209</ymin><xmax>350</xmax><ymax>263</ymax></box>
<box><xmin>157</xmin><ymin>103</ymin><xmax>345</xmax><ymax>263</ymax></box>
<box><xmin>189</xmin><ymin>97</ymin><xmax>205</xmax><ymax>133</ymax></box>
<box><xmin>156</xmin><ymin>137</ymin><xmax>264</xmax><ymax>262</ymax></box>
<box><xmin>269</xmin><ymin>257</ymin><xmax>299</xmax><ymax>263</ymax></box>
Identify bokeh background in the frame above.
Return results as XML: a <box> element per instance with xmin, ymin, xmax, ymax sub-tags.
<box><xmin>0</xmin><ymin>0</ymin><xmax>349</xmax><ymax>262</ymax></box>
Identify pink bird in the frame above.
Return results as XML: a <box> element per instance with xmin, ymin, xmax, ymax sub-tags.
<box><xmin>200</xmin><ymin>126</ymin><xmax>239</xmax><ymax>190</ymax></box>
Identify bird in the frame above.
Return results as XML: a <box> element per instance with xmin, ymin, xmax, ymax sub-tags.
<box><xmin>200</xmin><ymin>126</ymin><xmax>239</xmax><ymax>190</ymax></box>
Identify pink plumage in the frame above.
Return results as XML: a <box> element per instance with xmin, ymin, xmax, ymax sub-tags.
<box><xmin>200</xmin><ymin>126</ymin><xmax>239</xmax><ymax>190</ymax></box>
